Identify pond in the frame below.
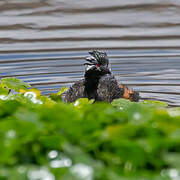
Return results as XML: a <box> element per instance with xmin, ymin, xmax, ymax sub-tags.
<box><xmin>1</xmin><ymin>0</ymin><xmax>180</xmax><ymax>106</ymax></box>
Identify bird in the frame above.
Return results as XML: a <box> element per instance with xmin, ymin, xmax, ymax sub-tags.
<box><xmin>64</xmin><ymin>50</ymin><xmax>139</xmax><ymax>103</ymax></box>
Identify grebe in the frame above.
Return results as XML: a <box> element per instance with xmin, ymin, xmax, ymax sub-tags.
<box><xmin>64</xmin><ymin>50</ymin><xmax>139</xmax><ymax>103</ymax></box>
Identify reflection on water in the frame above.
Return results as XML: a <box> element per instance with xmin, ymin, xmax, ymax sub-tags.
<box><xmin>1</xmin><ymin>0</ymin><xmax>180</xmax><ymax>105</ymax></box>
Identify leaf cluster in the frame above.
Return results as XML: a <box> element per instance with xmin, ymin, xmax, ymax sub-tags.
<box><xmin>0</xmin><ymin>77</ymin><xmax>179</xmax><ymax>180</ymax></box>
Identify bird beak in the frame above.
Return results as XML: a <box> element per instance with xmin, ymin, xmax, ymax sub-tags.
<box><xmin>84</xmin><ymin>56</ymin><xmax>97</xmax><ymax>66</ymax></box>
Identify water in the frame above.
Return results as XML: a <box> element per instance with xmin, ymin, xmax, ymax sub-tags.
<box><xmin>1</xmin><ymin>0</ymin><xmax>180</xmax><ymax>106</ymax></box>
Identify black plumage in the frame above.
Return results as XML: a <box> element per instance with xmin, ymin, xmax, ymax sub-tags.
<box><xmin>64</xmin><ymin>50</ymin><xmax>139</xmax><ymax>103</ymax></box>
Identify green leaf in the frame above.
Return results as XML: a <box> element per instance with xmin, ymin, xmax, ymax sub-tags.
<box><xmin>73</xmin><ymin>98</ymin><xmax>94</xmax><ymax>108</ymax></box>
<box><xmin>141</xmin><ymin>100</ymin><xmax>168</xmax><ymax>108</ymax></box>
<box><xmin>1</xmin><ymin>77</ymin><xmax>31</xmax><ymax>92</ymax></box>
<box><xmin>0</xmin><ymin>77</ymin><xmax>180</xmax><ymax>179</ymax></box>
<box><xmin>57</xmin><ymin>86</ymin><xmax>69</xmax><ymax>96</ymax></box>
<box><xmin>0</xmin><ymin>86</ymin><xmax>9</xmax><ymax>95</ymax></box>
<box><xmin>111</xmin><ymin>98</ymin><xmax>134</xmax><ymax>109</ymax></box>
<box><xmin>49</xmin><ymin>93</ymin><xmax>62</xmax><ymax>102</ymax></box>
<box><xmin>163</xmin><ymin>152</ymin><xmax>180</xmax><ymax>169</ymax></box>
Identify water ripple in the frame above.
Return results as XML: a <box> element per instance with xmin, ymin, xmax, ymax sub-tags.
<box><xmin>1</xmin><ymin>0</ymin><xmax>180</xmax><ymax>105</ymax></box>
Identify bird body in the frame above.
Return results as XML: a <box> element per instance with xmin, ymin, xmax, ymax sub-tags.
<box><xmin>64</xmin><ymin>79</ymin><xmax>86</xmax><ymax>103</ymax></box>
<box><xmin>64</xmin><ymin>51</ymin><xmax>139</xmax><ymax>103</ymax></box>
<box><xmin>97</xmin><ymin>74</ymin><xmax>124</xmax><ymax>102</ymax></box>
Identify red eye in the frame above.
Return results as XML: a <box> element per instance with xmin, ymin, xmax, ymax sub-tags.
<box><xmin>96</xmin><ymin>64</ymin><xmax>100</xmax><ymax>68</ymax></box>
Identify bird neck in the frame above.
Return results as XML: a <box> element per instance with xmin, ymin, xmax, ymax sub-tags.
<box><xmin>84</xmin><ymin>67</ymin><xmax>111</xmax><ymax>100</ymax></box>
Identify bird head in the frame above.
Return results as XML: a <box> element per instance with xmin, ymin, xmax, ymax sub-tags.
<box><xmin>84</xmin><ymin>50</ymin><xmax>109</xmax><ymax>72</ymax></box>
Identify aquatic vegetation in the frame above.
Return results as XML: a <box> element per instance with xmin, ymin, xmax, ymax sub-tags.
<box><xmin>0</xmin><ymin>77</ymin><xmax>180</xmax><ymax>180</ymax></box>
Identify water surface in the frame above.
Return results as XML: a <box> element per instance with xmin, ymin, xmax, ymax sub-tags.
<box><xmin>1</xmin><ymin>0</ymin><xmax>180</xmax><ymax>105</ymax></box>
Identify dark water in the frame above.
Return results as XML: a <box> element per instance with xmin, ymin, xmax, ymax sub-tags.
<box><xmin>1</xmin><ymin>0</ymin><xmax>180</xmax><ymax>106</ymax></box>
